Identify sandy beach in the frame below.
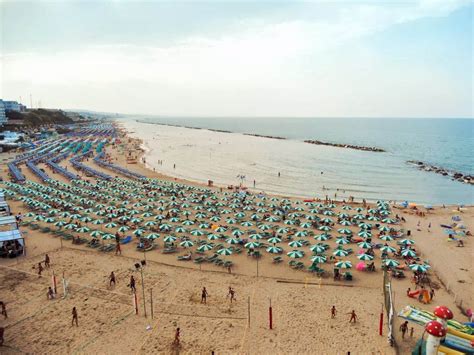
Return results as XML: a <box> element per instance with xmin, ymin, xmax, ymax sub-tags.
<box><xmin>0</xmin><ymin>123</ymin><xmax>472</xmax><ymax>355</ymax></box>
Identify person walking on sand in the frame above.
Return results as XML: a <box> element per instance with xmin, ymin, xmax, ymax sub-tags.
<box><xmin>400</xmin><ymin>321</ymin><xmax>409</xmax><ymax>339</ymax></box>
<box><xmin>227</xmin><ymin>287</ymin><xmax>236</xmax><ymax>303</ymax></box>
<box><xmin>0</xmin><ymin>302</ymin><xmax>7</xmax><ymax>319</ymax></box>
<box><xmin>47</xmin><ymin>287</ymin><xmax>55</xmax><ymax>300</ymax></box>
<box><xmin>331</xmin><ymin>305</ymin><xmax>337</xmax><ymax>318</ymax></box>
<box><xmin>173</xmin><ymin>327</ymin><xmax>180</xmax><ymax>345</ymax></box>
<box><xmin>115</xmin><ymin>234</ymin><xmax>121</xmax><ymax>255</ymax></box>
<box><xmin>430</xmin><ymin>288</ymin><xmax>435</xmax><ymax>301</ymax></box>
<box><xmin>71</xmin><ymin>307</ymin><xmax>78</xmax><ymax>327</ymax></box>
<box><xmin>44</xmin><ymin>254</ymin><xmax>50</xmax><ymax>268</ymax></box>
<box><xmin>348</xmin><ymin>310</ymin><xmax>358</xmax><ymax>323</ymax></box>
<box><xmin>109</xmin><ymin>272</ymin><xmax>116</xmax><ymax>287</ymax></box>
<box><xmin>201</xmin><ymin>287</ymin><xmax>209</xmax><ymax>304</ymax></box>
<box><xmin>129</xmin><ymin>275</ymin><xmax>136</xmax><ymax>293</ymax></box>
<box><xmin>37</xmin><ymin>262</ymin><xmax>43</xmax><ymax>277</ymax></box>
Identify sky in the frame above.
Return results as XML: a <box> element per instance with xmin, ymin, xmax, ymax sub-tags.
<box><xmin>0</xmin><ymin>0</ymin><xmax>472</xmax><ymax>118</ymax></box>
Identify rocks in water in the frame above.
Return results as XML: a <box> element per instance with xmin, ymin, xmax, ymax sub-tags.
<box><xmin>243</xmin><ymin>133</ymin><xmax>286</xmax><ymax>140</ymax></box>
<box><xmin>303</xmin><ymin>140</ymin><xmax>385</xmax><ymax>152</ymax></box>
<box><xmin>407</xmin><ymin>160</ymin><xmax>474</xmax><ymax>185</ymax></box>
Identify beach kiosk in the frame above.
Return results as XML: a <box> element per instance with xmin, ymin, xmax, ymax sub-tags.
<box><xmin>0</xmin><ymin>216</ymin><xmax>24</xmax><ymax>258</ymax></box>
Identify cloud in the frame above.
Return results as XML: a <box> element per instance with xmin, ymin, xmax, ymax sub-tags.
<box><xmin>1</xmin><ymin>0</ymin><xmax>471</xmax><ymax>116</ymax></box>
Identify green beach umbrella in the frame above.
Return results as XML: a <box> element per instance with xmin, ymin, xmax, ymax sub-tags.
<box><xmin>357</xmin><ymin>241</ymin><xmax>372</xmax><ymax>249</ymax></box>
<box><xmin>287</xmin><ymin>250</ymin><xmax>304</xmax><ymax>258</ymax></box>
<box><xmin>217</xmin><ymin>248</ymin><xmax>233</xmax><ymax>256</ymax></box>
<box><xmin>311</xmin><ymin>255</ymin><xmax>327</xmax><ymax>263</ymax></box>
<box><xmin>384</xmin><ymin>259</ymin><xmax>399</xmax><ymax>268</ymax></box>
<box><xmin>268</xmin><ymin>237</ymin><xmax>282</xmax><ymax>244</ymax></box>
<box><xmin>338</xmin><ymin>228</ymin><xmax>352</xmax><ymax>235</ymax></box>
<box><xmin>249</xmin><ymin>233</ymin><xmax>263</xmax><ymax>240</ymax></box>
<box><xmin>401</xmin><ymin>249</ymin><xmax>416</xmax><ymax>257</ymax></box>
<box><xmin>335</xmin><ymin>261</ymin><xmax>352</xmax><ymax>269</ymax></box>
<box><xmin>335</xmin><ymin>238</ymin><xmax>350</xmax><ymax>245</ymax></box>
<box><xmin>180</xmin><ymin>240</ymin><xmax>194</xmax><ymax>248</ymax></box>
<box><xmin>105</xmin><ymin>222</ymin><xmax>117</xmax><ymax>229</ymax></box>
<box><xmin>380</xmin><ymin>235</ymin><xmax>394</xmax><ymax>242</ymax></box>
<box><xmin>380</xmin><ymin>245</ymin><xmax>396</xmax><ymax>253</ymax></box>
<box><xmin>197</xmin><ymin>244</ymin><xmax>213</xmax><ymax>252</ymax></box>
<box><xmin>333</xmin><ymin>249</ymin><xmax>348</xmax><ymax>257</ymax></box>
<box><xmin>357</xmin><ymin>253</ymin><xmax>374</xmax><ymax>261</ymax></box>
<box><xmin>90</xmin><ymin>230</ymin><xmax>103</xmax><ymax>237</ymax></box>
<box><xmin>314</xmin><ymin>234</ymin><xmax>330</xmax><ymax>241</ymax></box>
<box><xmin>408</xmin><ymin>264</ymin><xmax>428</xmax><ymax>273</ymax></box>
<box><xmin>164</xmin><ymin>235</ymin><xmax>177</xmax><ymax>243</ymax></box>
<box><xmin>118</xmin><ymin>226</ymin><xmax>130</xmax><ymax>233</ymax></box>
<box><xmin>288</xmin><ymin>240</ymin><xmax>303</xmax><ymax>248</ymax></box>
<box><xmin>310</xmin><ymin>245</ymin><xmax>326</xmax><ymax>253</ymax></box>
<box><xmin>318</xmin><ymin>226</ymin><xmax>331</xmax><ymax>232</ymax></box>
<box><xmin>266</xmin><ymin>246</ymin><xmax>282</xmax><ymax>254</ymax></box>
<box><xmin>191</xmin><ymin>229</ymin><xmax>204</xmax><ymax>236</ymax></box>
<box><xmin>145</xmin><ymin>233</ymin><xmax>160</xmax><ymax>240</ymax></box>
<box><xmin>207</xmin><ymin>234</ymin><xmax>220</xmax><ymax>241</ymax></box>
<box><xmin>76</xmin><ymin>226</ymin><xmax>91</xmax><ymax>233</ymax></box>
<box><xmin>245</xmin><ymin>241</ymin><xmax>260</xmax><ymax>249</ymax></box>
<box><xmin>400</xmin><ymin>239</ymin><xmax>415</xmax><ymax>246</ymax></box>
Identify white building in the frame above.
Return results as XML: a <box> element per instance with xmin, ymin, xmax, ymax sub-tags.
<box><xmin>0</xmin><ymin>100</ymin><xmax>6</xmax><ymax>126</ymax></box>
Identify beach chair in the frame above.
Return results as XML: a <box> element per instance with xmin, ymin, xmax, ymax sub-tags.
<box><xmin>343</xmin><ymin>272</ymin><xmax>353</xmax><ymax>281</ymax></box>
<box><xmin>162</xmin><ymin>248</ymin><xmax>177</xmax><ymax>254</ymax></box>
<box><xmin>234</xmin><ymin>247</ymin><xmax>242</xmax><ymax>254</ymax></box>
<box><xmin>177</xmin><ymin>255</ymin><xmax>192</xmax><ymax>261</ymax></box>
<box><xmin>194</xmin><ymin>257</ymin><xmax>205</xmax><ymax>264</ymax></box>
<box><xmin>273</xmin><ymin>256</ymin><xmax>283</xmax><ymax>263</ymax></box>
<box><xmin>223</xmin><ymin>260</ymin><xmax>233</xmax><ymax>268</ymax></box>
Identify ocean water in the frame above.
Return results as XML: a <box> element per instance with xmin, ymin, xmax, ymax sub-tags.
<box><xmin>117</xmin><ymin>117</ymin><xmax>474</xmax><ymax>205</ymax></box>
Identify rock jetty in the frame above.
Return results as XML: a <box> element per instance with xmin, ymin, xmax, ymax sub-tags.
<box><xmin>407</xmin><ymin>161</ymin><xmax>474</xmax><ymax>185</ymax></box>
<box><xmin>243</xmin><ymin>133</ymin><xmax>286</xmax><ymax>140</ymax></box>
<box><xmin>304</xmin><ymin>140</ymin><xmax>385</xmax><ymax>152</ymax></box>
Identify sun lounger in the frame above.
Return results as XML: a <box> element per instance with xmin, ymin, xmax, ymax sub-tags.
<box><xmin>161</xmin><ymin>248</ymin><xmax>176</xmax><ymax>254</ymax></box>
<box><xmin>194</xmin><ymin>257</ymin><xmax>205</xmax><ymax>264</ymax></box>
<box><xmin>273</xmin><ymin>256</ymin><xmax>283</xmax><ymax>263</ymax></box>
<box><xmin>120</xmin><ymin>236</ymin><xmax>132</xmax><ymax>244</ymax></box>
<box><xmin>177</xmin><ymin>255</ymin><xmax>192</xmax><ymax>261</ymax></box>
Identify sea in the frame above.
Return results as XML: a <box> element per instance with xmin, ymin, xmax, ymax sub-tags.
<box><xmin>117</xmin><ymin>116</ymin><xmax>474</xmax><ymax>205</ymax></box>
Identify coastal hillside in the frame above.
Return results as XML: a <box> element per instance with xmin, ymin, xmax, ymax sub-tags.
<box><xmin>6</xmin><ymin>108</ymin><xmax>76</xmax><ymax>126</ymax></box>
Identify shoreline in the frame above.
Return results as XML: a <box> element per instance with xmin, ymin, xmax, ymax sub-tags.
<box><xmin>117</xmin><ymin>121</ymin><xmax>472</xmax><ymax>207</ymax></box>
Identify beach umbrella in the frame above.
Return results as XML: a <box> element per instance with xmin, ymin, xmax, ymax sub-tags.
<box><xmin>358</xmin><ymin>230</ymin><xmax>372</xmax><ymax>238</ymax></box>
<box><xmin>159</xmin><ymin>223</ymin><xmax>172</xmax><ymax>231</ymax></box>
<box><xmin>300</xmin><ymin>222</ymin><xmax>312</xmax><ymax>228</ymax></box>
<box><xmin>335</xmin><ymin>261</ymin><xmax>352</xmax><ymax>269</ymax></box>
<box><xmin>357</xmin><ymin>242</ymin><xmax>372</xmax><ymax>249</ymax></box>
<box><xmin>80</xmin><ymin>216</ymin><xmax>93</xmax><ymax>223</ymax></box>
<box><xmin>232</xmin><ymin>229</ymin><xmax>245</xmax><ymax>237</ymax></box>
<box><xmin>358</xmin><ymin>223</ymin><xmax>372</xmax><ymax>229</ymax></box>
<box><xmin>197</xmin><ymin>244</ymin><xmax>213</xmax><ymax>252</ymax></box>
<box><xmin>401</xmin><ymin>249</ymin><xmax>416</xmax><ymax>258</ymax></box>
<box><xmin>217</xmin><ymin>248</ymin><xmax>233</xmax><ymax>256</ymax></box>
<box><xmin>266</xmin><ymin>216</ymin><xmax>279</xmax><ymax>222</ymax></box>
<box><xmin>198</xmin><ymin>223</ymin><xmax>210</xmax><ymax>229</ymax></box>
<box><xmin>379</xmin><ymin>226</ymin><xmax>391</xmax><ymax>232</ymax></box>
<box><xmin>338</xmin><ymin>228</ymin><xmax>352</xmax><ymax>235</ymax></box>
<box><xmin>215</xmin><ymin>226</ymin><xmax>227</xmax><ymax>233</ymax></box>
<box><xmin>76</xmin><ymin>226</ymin><xmax>91</xmax><ymax>233</ymax></box>
<box><xmin>288</xmin><ymin>240</ymin><xmax>303</xmax><ymax>248</ymax></box>
<box><xmin>268</xmin><ymin>237</ymin><xmax>282</xmax><ymax>244</ymax></box>
<box><xmin>353</xmin><ymin>214</ymin><xmax>365</xmax><ymax>220</ymax></box>
<box><xmin>144</xmin><ymin>221</ymin><xmax>157</xmax><ymax>227</ymax></box>
<box><xmin>164</xmin><ymin>235</ymin><xmax>177</xmax><ymax>243</ymax></box>
<box><xmin>25</xmin><ymin>212</ymin><xmax>37</xmax><ymax>218</ymax></box>
<box><xmin>318</xmin><ymin>226</ymin><xmax>332</xmax><ymax>232</ymax></box>
<box><xmin>245</xmin><ymin>241</ymin><xmax>261</xmax><ymax>249</ymax></box>
<box><xmin>33</xmin><ymin>215</ymin><xmax>45</xmax><ymax>222</ymax></box>
<box><xmin>333</xmin><ymin>249</ymin><xmax>348</xmax><ymax>257</ymax></box>
<box><xmin>182</xmin><ymin>220</ymin><xmax>194</xmax><ymax>226</ymax></box>
<box><xmin>382</xmin><ymin>218</ymin><xmax>396</xmax><ymax>224</ymax></box>
<box><xmin>249</xmin><ymin>233</ymin><xmax>263</xmax><ymax>240</ymax></box>
<box><xmin>190</xmin><ymin>229</ymin><xmax>204</xmax><ymax>236</ymax></box>
<box><xmin>44</xmin><ymin>217</ymin><xmax>56</xmax><ymax>223</ymax></box>
<box><xmin>104</xmin><ymin>222</ymin><xmax>117</xmax><ymax>229</ymax></box>
<box><xmin>311</xmin><ymin>255</ymin><xmax>327</xmax><ymax>263</ymax></box>
<box><xmin>380</xmin><ymin>245</ymin><xmax>396</xmax><ymax>253</ymax></box>
<box><xmin>310</xmin><ymin>245</ymin><xmax>326</xmax><ymax>254</ymax></box>
<box><xmin>133</xmin><ymin>228</ymin><xmax>145</xmax><ymax>236</ymax></box>
<box><xmin>118</xmin><ymin>226</ymin><xmax>130</xmax><ymax>233</ymax></box>
<box><xmin>314</xmin><ymin>234</ymin><xmax>330</xmax><ymax>241</ymax></box>
<box><xmin>323</xmin><ymin>210</ymin><xmax>335</xmax><ymax>216</ymax></box>
<box><xmin>321</xmin><ymin>218</ymin><xmax>333</xmax><ymax>224</ymax></box>
<box><xmin>54</xmin><ymin>221</ymin><xmax>67</xmax><ymax>227</ymax></box>
<box><xmin>284</xmin><ymin>220</ymin><xmax>296</xmax><ymax>225</ymax></box>
<box><xmin>259</xmin><ymin>224</ymin><xmax>271</xmax><ymax>231</ymax></box>
<box><xmin>384</xmin><ymin>259</ymin><xmax>399</xmax><ymax>268</ymax></box>
<box><xmin>180</xmin><ymin>240</ymin><xmax>194</xmax><ymax>248</ymax></box>
<box><xmin>277</xmin><ymin>227</ymin><xmax>289</xmax><ymax>234</ymax></box>
<box><xmin>145</xmin><ymin>233</ymin><xmax>160</xmax><ymax>240</ymax></box>
<box><xmin>154</xmin><ymin>214</ymin><xmax>165</xmax><ymax>220</ymax></box>
<box><xmin>339</xmin><ymin>219</ymin><xmax>353</xmax><ymax>226</ymax></box>
<box><xmin>266</xmin><ymin>246</ymin><xmax>282</xmax><ymax>254</ymax></box>
<box><xmin>91</xmin><ymin>219</ymin><xmax>104</xmax><ymax>226</ymax></box>
<box><xmin>226</xmin><ymin>237</ymin><xmax>240</xmax><ymax>245</ymax></box>
<box><xmin>379</xmin><ymin>235</ymin><xmax>394</xmax><ymax>242</ymax></box>
<box><xmin>294</xmin><ymin>231</ymin><xmax>308</xmax><ymax>238</ymax></box>
<box><xmin>342</xmin><ymin>205</ymin><xmax>352</xmax><ymax>210</ymax></box>
<box><xmin>241</xmin><ymin>221</ymin><xmax>253</xmax><ymax>227</ymax></box>
<box><xmin>102</xmin><ymin>233</ymin><xmax>115</xmax><ymax>240</ymax></box>
<box><xmin>210</xmin><ymin>216</ymin><xmax>221</xmax><ymax>222</ymax></box>
<box><xmin>287</xmin><ymin>250</ymin><xmax>304</xmax><ymax>258</ymax></box>
<box><xmin>90</xmin><ymin>230</ymin><xmax>103</xmax><ymax>238</ymax></box>
<box><xmin>400</xmin><ymin>239</ymin><xmax>415</xmax><ymax>246</ymax></box>
<box><xmin>207</xmin><ymin>234</ymin><xmax>220</xmax><ymax>241</ymax></box>
<box><xmin>64</xmin><ymin>223</ymin><xmax>77</xmax><ymax>230</ymax></box>
<box><xmin>409</xmin><ymin>264</ymin><xmax>428</xmax><ymax>273</ymax></box>
<box><xmin>335</xmin><ymin>238</ymin><xmax>349</xmax><ymax>245</ymax></box>
<box><xmin>357</xmin><ymin>253</ymin><xmax>374</xmax><ymax>261</ymax></box>
<box><xmin>226</xmin><ymin>218</ymin><xmax>237</xmax><ymax>224</ymax></box>
<box><xmin>142</xmin><ymin>212</ymin><xmax>154</xmax><ymax>218</ymax></box>
<box><xmin>175</xmin><ymin>227</ymin><xmax>187</xmax><ymax>233</ymax></box>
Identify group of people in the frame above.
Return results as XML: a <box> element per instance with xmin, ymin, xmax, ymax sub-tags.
<box><xmin>331</xmin><ymin>306</ymin><xmax>358</xmax><ymax>323</ymax></box>
<box><xmin>108</xmin><ymin>271</ymin><xmax>136</xmax><ymax>293</ymax></box>
<box><xmin>200</xmin><ymin>286</ymin><xmax>236</xmax><ymax>304</ymax></box>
